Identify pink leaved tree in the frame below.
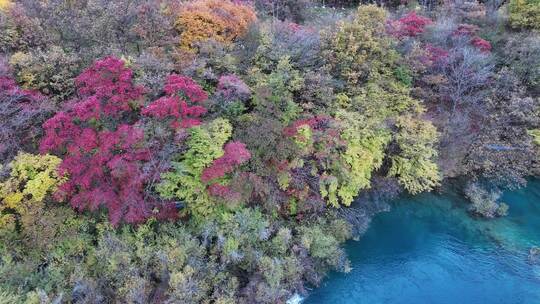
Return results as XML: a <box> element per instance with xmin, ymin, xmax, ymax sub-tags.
<box><xmin>40</xmin><ymin>57</ymin><xmax>178</xmax><ymax>225</ymax></box>
<box><xmin>388</xmin><ymin>12</ymin><xmax>432</xmax><ymax>39</ymax></box>
<box><xmin>142</xmin><ymin>74</ymin><xmax>208</xmax><ymax>129</ymax></box>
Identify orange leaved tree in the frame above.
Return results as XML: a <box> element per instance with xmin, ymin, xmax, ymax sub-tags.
<box><xmin>176</xmin><ymin>0</ymin><xmax>256</xmax><ymax>50</ymax></box>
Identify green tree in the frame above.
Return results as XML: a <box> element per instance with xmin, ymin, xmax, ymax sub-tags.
<box><xmin>509</xmin><ymin>0</ymin><xmax>540</xmax><ymax>31</ymax></box>
<box><xmin>157</xmin><ymin>118</ymin><xmax>232</xmax><ymax>217</ymax></box>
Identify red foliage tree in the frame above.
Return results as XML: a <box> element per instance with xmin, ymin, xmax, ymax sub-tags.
<box><xmin>75</xmin><ymin>56</ymin><xmax>146</xmax><ymax>117</ymax></box>
<box><xmin>451</xmin><ymin>24</ymin><xmax>491</xmax><ymax>53</ymax></box>
<box><xmin>40</xmin><ymin>57</ymin><xmax>177</xmax><ymax>225</ymax></box>
<box><xmin>283</xmin><ymin>115</ymin><xmax>333</xmax><ymax>137</ymax></box>
<box><xmin>388</xmin><ymin>12</ymin><xmax>432</xmax><ymax>38</ymax></box>
<box><xmin>142</xmin><ymin>74</ymin><xmax>208</xmax><ymax>128</ymax></box>
<box><xmin>452</xmin><ymin>24</ymin><xmax>479</xmax><ymax>37</ymax></box>
<box><xmin>202</xmin><ymin>141</ymin><xmax>251</xmax><ymax>182</ymax></box>
<box><xmin>207</xmin><ymin>183</ymin><xmax>241</xmax><ymax>201</ymax></box>
<box><xmin>471</xmin><ymin>37</ymin><xmax>492</xmax><ymax>53</ymax></box>
<box><xmin>424</xmin><ymin>44</ymin><xmax>449</xmax><ymax>65</ymax></box>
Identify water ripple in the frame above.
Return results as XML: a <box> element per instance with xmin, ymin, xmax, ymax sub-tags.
<box><xmin>306</xmin><ymin>180</ymin><xmax>540</xmax><ymax>304</ymax></box>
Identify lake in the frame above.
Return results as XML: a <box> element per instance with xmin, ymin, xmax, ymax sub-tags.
<box><xmin>305</xmin><ymin>180</ymin><xmax>540</xmax><ymax>304</ymax></box>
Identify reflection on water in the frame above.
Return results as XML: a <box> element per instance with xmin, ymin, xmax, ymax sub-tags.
<box><xmin>306</xmin><ymin>180</ymin><xmax>540</xmax><ymax>304</ymax></box>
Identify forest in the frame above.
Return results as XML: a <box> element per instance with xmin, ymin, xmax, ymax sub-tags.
<box><xmin>0</xmin><ymin>0</ymin><xmax>538</xmax><ymax>303</ymax></box>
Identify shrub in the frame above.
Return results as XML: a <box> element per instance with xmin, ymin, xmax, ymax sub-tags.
<box><xmin>157</xmin><ymin>118</ymin><xmax>237</xmax><ymax>217</ymax></box>
<box><xmin>175</xmin><ymin>0</ymin><xmax>257</xmax><ymax>50</ymax></box>
<box><xmin>14</xmin><ymin>0</ymin><xmax>178</xmax><ymax>62</ymax></box>
<box><xmin>250</xmin><ymin>56</ymin><xmax>304</xmax><ymax>124</ymax></box>
<box><xmin>529</xmin><ymin>129</ymin><xmax>540</xmax><ymax>146</ymax></box>
<box><xmin>132</xmin><ymin>50</ymin><xmax>175</xmax><ymax>99</ymax></box>
<box><xmin>208</xmin><ymin>74</ymin><xmax>251</xmax><ymax>119</ymax></box>
<box><xmin>248</xmin><ymin>0</ymin><xmax>313</xmax><ymax>22</ymax></box>
<box><xmin>501</xmin><ymin>34</ymin><xmax>540</xmax><ymax>91</ymax></box>
<box><xmin>176</xmin><ymin>39</ymin><xmax>239</xmax><ymax>87</ymax></box>
<box><xmin>245</xmin><ymin>20</ymin><xmax>323</xmax><ymax>73</ymax></box>
<box><xmin>0</xmin><ymin>205</ymin><xmax>95</xmax><ymax>302</ymax></box>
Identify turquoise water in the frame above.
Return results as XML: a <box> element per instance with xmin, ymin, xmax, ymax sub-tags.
<box><xmin>306</xmin><ymin>180</ymin><xmax>540</xmax><ymax>304</ymax></box>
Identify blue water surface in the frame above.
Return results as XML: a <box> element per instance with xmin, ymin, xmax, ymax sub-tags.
<box><xmin>306</xmin><ymin>180</ymin><xmax>540</xmax><ymax>304</ymax></box>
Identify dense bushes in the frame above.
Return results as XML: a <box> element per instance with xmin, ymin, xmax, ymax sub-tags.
<box><xmin>0</xmin><ymin>0</ymin><xmax>538</xmax><ymax>302</ymax></box>
<box><xmin>0</xmin><ymin>202</ymin><xmax>351</xmax><ymax>303</ymax></box>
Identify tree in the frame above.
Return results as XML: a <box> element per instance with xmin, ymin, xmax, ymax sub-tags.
<box><xmin>322</xmin><ymin>5</ymin><xmax>399</xmax><ymax>92</ymax></box>
<box><xmin>0</xmin><ymin>0</ymin><xmax>11</xmax><ymax>11</ymax></box>
<box><xmin>389</xmin><ymin>115</ymin><xmax>441</xmax><ymax>194</ymax></box>
<box><xmin>0</xmin><ymin>153</ymin><xmax>64</xmax><ymax>229</ymax></box>
<box><xmin>157</xmin><ymin>118</ymin><xmax>241</xmax><ymax>217</ymax></box>
<box><xmin>329</xmin><ymin>111</ymin><xmax>391</xmax><ymax>206</ymax></box>
<box><xmin>0</xmin><ymin>73</ymin><xmax>52</xmax><ymax>165</ymax></box>
<box><xmin>175</xmin><ymin>0</ymin><xmax>257</xmax><ymax>50</ymax></box>
<box><xmin>40</xmin><ymin>57</ymin><xmax>177</xmax><ymax>225</ymax></box>
<box><xmin>388</xmin><ymin>11</ymin><xmax>433</xmax><ymax>39</ymax></box>
<box><xmin>142</xmin><ymin>74</ymin><xmax>208</xmax><ymax>129</ymax></box>
<box><xmin>436</xmin><ymin>47</ymin><xmax>494</xmax><ymax>114</ymax></box>
<box><xmin>509</xmin><ymin>0</ymin><xmax>540</xmax><ymax>31</ymax></box>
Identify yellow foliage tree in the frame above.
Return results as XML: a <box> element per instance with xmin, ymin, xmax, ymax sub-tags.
<box><xmin>0</xmin><ymin>0</ymin><xmax>12</xmax><ymax>11</ymax></box>
<box><xmin>389</xmin><ymin>115</ymin><xmax>441</xmax><ymax>194</ymax></box>
<box><xmin>175</xmin><ymin>0</ymin><xmax>257</xmax><ymax>50</ymax></box>
<box><xmin>320</xmin><ymin>111</ymin><xmax>391</xmax><ymax>207</ymax></box>
<box><xmin>0</xmin><ymin>153</ymin><xmax>65</xmax><ymax>229</ymax></box>
<box><xmin>323</xmin><ymin>5</ymin><xmax>399</xmax><ymax>92</ymax></box>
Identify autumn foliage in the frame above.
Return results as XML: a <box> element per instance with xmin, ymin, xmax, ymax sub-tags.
<box><xmin>388</xmin><ymin>12</ymin><xmax>432</xmax><ymax>38</ymax></box>
<box><xmin>142</xmin><ymin>74</ymin><xmax>208</xmax><ymax>128</ymax></box>
<box><xmin>40</xmin><ymin>57</ymin><xmax>177</xmax><ymax>225</ymax></box>
<box><xmin>176</xmin><ymin>0</ymin><xmax>257</xmax><ymax>50</ymax></box>
<box><xmin>452</xmin><ymin>23</ymin><xmax>492</xmax><ymax>53</ymax></box>
<box><xmin>201</xmin><ymin>141</ymin><xmax>251</xmax><ymax>182</ymax></box>
<box><xmin>1</xmin><ymin>1</ymin><xmax>539</xmax><ymax>302</ymax></box>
